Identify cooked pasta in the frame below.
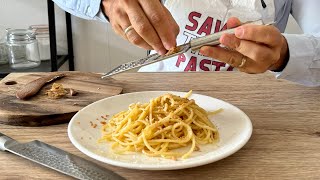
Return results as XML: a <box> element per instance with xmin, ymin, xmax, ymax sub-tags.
<box><xmin>99</xmin><ymin>91</ymin><xmax>221</xmax><ymax>159</ymax></box>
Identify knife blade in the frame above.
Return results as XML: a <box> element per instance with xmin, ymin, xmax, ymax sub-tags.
<box><xmin>101</xmin><ymin>19</ymin><xmax>271</xmax><ymax>78</ymax></box>
<box><xmin>0</xmin><ymin>132</ymin><xmax>125</xmax><ymax>180</ymax></box>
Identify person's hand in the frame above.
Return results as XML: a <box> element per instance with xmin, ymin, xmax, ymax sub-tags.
<box><xmin>199</xmin><ymin>17</ymin><xmax>289</xmax><ymax>73</ymax></box>
<box><xmin>101</xmin><ymin>0</ymin><xmax>179</xmax><ymax>55</ymax></box>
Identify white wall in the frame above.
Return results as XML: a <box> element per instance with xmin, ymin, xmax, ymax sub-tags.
<box><xmin>0</xmin><ymin>0</ymin><xmax>145</xmax><ymax>73</ymax></box>
<box><xmin>0</xmin><ymin>0</ymin><xmax>301</xmax><ymax>73</ymax></box>
<box><xmin>285</xmin><ymin>15</ymin><xmax>303</xmax><ymax>34</ymax></box>
<box><xmin>0</xmin><ymin>0</ymin><xmax>68</xmax><ymax>55</ymax></box>
<box><xmin>70</xmin><ymin>17</ymin><xmax>146</xmax><ymax>73</ymax></box>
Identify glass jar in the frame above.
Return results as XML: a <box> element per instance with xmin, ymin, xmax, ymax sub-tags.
<box><xmin>29</xmin><ymin>25</ymin><xmax>50</xmax><ymax>60</ymax></box>
<box><xmin>0</xmin><ymin>28</ymin><xmax>8</xmax><ymax>65</ymax></box>
<box><xmin>0</xmin><ymin>39</ymin><xmax>8</xmax><ymax>65</ymax></box>
<box><xmin>6</xmin><ymin>29</ymin><xmax>41</xmax><ymax>69</ymax></box>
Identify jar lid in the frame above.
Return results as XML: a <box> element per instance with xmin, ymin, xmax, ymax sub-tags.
<box><xmin>0</xmin><ymin>26</ymin><xmax>6</xmax><ymax>43</ymax></box>
<box><xmin>6</xmin><ymin>29</ymin><xmax>36</xmax><ymax>42</ymax></box>
<box><xmin>29</xmin><ymin>25</ymin><xmax>49</xmax><ymax>35</ymax></box>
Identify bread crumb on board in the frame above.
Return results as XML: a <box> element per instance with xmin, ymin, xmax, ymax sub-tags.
<box><xmin>46</xmin><ymin>83</ymin><xmax>79</xmax><ymax>99</ymax></box>
<box><xmin>46</xmin><ymin>83</ymin><xmax>67</xmax><ymax>99</ymax></box>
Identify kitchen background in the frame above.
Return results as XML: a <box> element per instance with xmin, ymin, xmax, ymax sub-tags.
<box><xmin>0</xmin><ymin>0</ymin><xmax>302</xmax><ymax>73</ymax></box>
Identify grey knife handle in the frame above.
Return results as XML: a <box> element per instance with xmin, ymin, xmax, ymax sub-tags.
<box><xmin>0</xmin><ymin>132</ymin><xmax>14</xmax><ymax>151</ymax></box>
<box><xmin>190</xmin><ymin>28</ymin><xmax>235</xmax><ymax>51</ymax></box>
<box><xmin>190</xmin><ymin>19</ymin><xmax>264</xmax><ymax>51</ymax></box>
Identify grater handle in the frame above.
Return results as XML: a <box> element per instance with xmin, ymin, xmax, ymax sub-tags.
<box><xmin>190</xmin><ymin>19</ymin><xmax>264</xmax><ymax>51</ymax></box>
<box><xmin>190</xmin><ymin>28</ymin><xmax>235</xmax><ymax>51</ymax></box>
<box><xmin>0</xmin><ymin>132</ymin><xmax>14</xmax><ymax>151</ymax></box>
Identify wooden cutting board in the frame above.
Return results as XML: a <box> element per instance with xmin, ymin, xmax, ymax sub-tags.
<box><xmin>0</xmin><ymin>72</ymin><xmax>123</xmax><ymax>126</ymax></box>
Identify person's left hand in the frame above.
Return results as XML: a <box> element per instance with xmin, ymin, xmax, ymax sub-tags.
<box><xmin>199</xmin><ymin>17</ymin><xmax>289</xmax><ymax>73</ymax></box>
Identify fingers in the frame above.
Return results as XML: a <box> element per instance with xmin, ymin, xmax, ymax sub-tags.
<box><xmin>198</xmin><ymin>17</ymin><xmax>286</xmax><ymax>74</ymax></box>
<box><xmin>104</xmin><ymin>0</ymin><xmax>179</xmax><ymax>54</ymax></box>
<box><xmin>235</xmin><ymin>25</ymin><xmax>282</xmax><ymax>47</ymax></box>
<box><xmin>226</xmin><ymin>17</ymin><xmax>241</xmax><ymax>29</ymax></box>
<box><xmin>199</xmin><ymin>46</ymin><xmax>261</xmax><ymax>73</ymax></box>
<box><xmin>120</xmin><ymin>16</ymin><xmax>153</xmax><ymax>50</ymax></box>
<box><xmin>163</xmin><ymin>6</ymin><xmax>180</xmax><ymax>40</ymax></box>
<box><xmin>108</xmin><ymin>2</ymin><xmax>152</xmax><ymax>50</ymax></box>
<box><xmin>199</xmin><ymin>46</ymin><xmax>242</xmax><ymax>67</ymax></box>
<box><xmin>139</xmin><ymin>0</ymin><xmax>177</xmax><ymax>49</ymax></box>
<box><xmin>220</xmin><ymin>33</ymin><xmax>277</xmax><ymax>64</ymax></box>
<box><xmin>125</xmin><ymin>0</ymin><xmax>167</xmax><ymax>54</ymax></box>
<box><xmin>126</xmin><ymin>29</ymin><xmax>153</xmax><ymax>50</ymax></box>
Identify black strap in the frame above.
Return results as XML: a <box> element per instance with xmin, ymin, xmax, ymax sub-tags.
<box><xmin>261</xmin><ymin>0</ymin><xmax>267</xmax><ymax>8</ymax></box>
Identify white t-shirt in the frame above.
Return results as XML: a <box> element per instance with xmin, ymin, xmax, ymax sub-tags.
<box><xmin>53</xmin><ymin>0</ymin><xmax>320</xmax><ymax>86</ymax></box>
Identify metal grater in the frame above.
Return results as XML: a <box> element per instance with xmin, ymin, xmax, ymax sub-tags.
<box><xmin>101</xmin><ymin>19</ymin><xmax>268</xmax><ymax>78</ymax></box>
<box><xmin>0</xmin><ymin>132</ymin><xmax>125</xmax><ymax>180</ymax></box>
<box><xmin>102</xmin><ymin>43</ymin><xmax>191</xmax><ymax>78</ymax></box>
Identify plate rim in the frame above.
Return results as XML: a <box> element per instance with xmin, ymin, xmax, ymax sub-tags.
<box><xmin>68</xmin><ymin>91</ymin><xmax>252</xmax><ymax>170</ymax></box>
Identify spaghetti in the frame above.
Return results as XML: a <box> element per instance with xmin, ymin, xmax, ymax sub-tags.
<box><xmin>99</xmin><ymin>91</ymin><xmax>221</xmax><ymax>159</ymax></box>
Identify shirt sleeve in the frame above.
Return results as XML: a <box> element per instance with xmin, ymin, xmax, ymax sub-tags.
<box><xmin>52</xmin><ymin>0</ymin><xmax>108</xmax><ymax>22</ymax></box>
<box><xmin>275</xmin><ymin>0</ymin><xmax>320</xmax><ymax>87</ymax></box>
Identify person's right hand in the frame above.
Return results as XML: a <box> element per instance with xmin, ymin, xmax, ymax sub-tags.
<box><xmin>101</xmin><ymin>0</ymin><xmax>180</xmax><ymax>55</ymax></box>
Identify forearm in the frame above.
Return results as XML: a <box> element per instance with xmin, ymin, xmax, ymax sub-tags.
<box><xmin>273</xmin><ymin>0</ymin><xmax>320</xmax><ymax>87</ymax></box>
<box><xmin>275</xmin><ymin>33</ymin><xmax>320</xmax><ymax>87</ymax></box>
<box><xmin>52</xmin><ymin>0</ymin><xmax>108</xmax><ymax>22</ymax></box>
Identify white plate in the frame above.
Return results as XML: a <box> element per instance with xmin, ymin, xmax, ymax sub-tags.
<box><xmin>68</xmin><ymin>91</ymin><xmax>252</xmax><ymax>170</ymax></box>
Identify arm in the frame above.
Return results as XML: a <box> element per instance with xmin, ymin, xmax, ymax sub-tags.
<box><xmin>53</xmin><ymin>0</ymin><xmax>179</xmax><ymax>55</ymax></box>
<box><xmin>200</xmin><ymin>2</ymin><xmax>319</xmax><ymax>87</ymax></box>
<box><xmin>52</xmin><ymin>0</ymin><xmax>108</xmax><ymax>22</ymax></box>
<box><xmin>277</xmin><ymin>0</ymin><xmax>320</xmax><ymax>87</ymax></box>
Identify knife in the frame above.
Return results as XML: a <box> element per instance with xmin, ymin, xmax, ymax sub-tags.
<box><xmin>0</xmin><ymin>132</ymin><xmax>125</xmax><ymax>180</ymax></box>
<box><xmin>102</xmin><ymin>19</ymin><xmax>271</xmax><ymax>78</ymax></box>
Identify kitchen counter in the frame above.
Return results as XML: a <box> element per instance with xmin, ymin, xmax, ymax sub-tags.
<box><xmin>1</xmin><ymin>72</ymin><xmax>319</xmax><ymax>179</ymax></box>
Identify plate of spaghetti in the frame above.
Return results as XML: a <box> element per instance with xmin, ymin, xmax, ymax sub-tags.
<box><xmin>68</xmin><ymin>91</ymin><xmax>252</xmax><ymax>170</ymax></box>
